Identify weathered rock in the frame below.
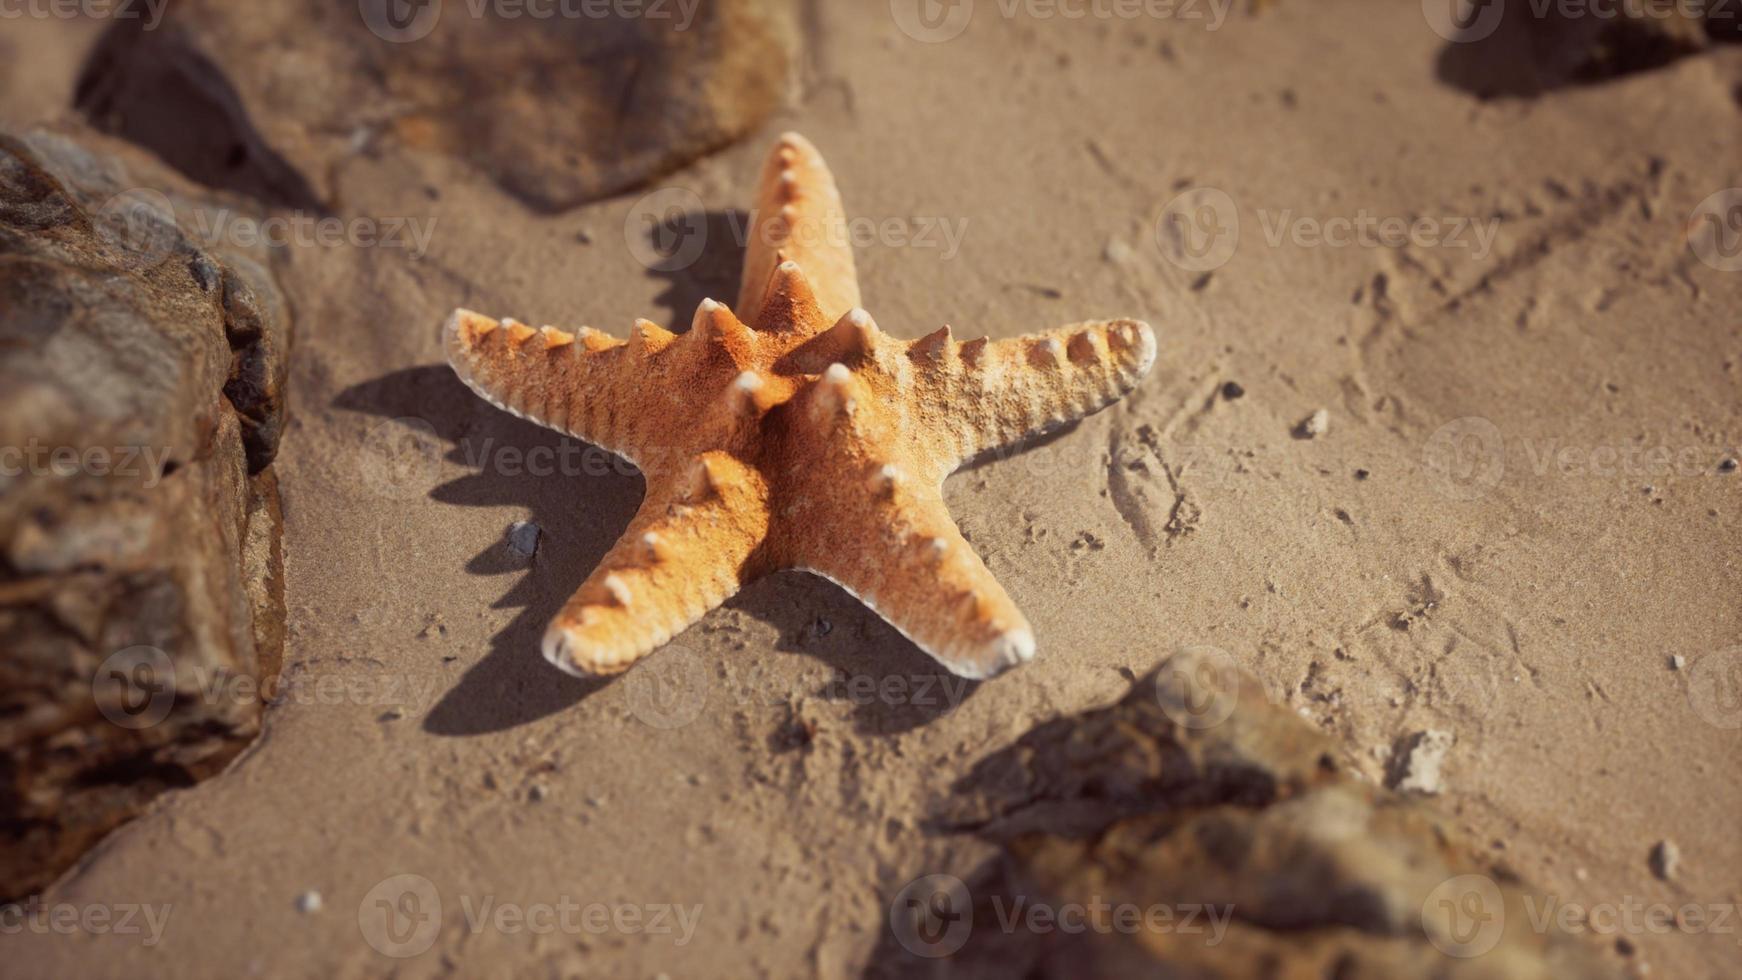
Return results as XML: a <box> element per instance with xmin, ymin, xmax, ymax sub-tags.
<box><xmin>75</xmin><ymin>0</ymin><xmax>799</xmax><ymax>212</ymax></box>
<box><xmin>0</xmin><ymin>123</ymin><xmax>289</xmax><ymax>899</ymax></box>
<box><xmin>882</xmin><ymin>650</ymin><xmax>1615</xmax><ymax>978</ymax></box>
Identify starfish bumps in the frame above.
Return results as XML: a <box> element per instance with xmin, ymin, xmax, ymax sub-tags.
<box><xmin>444</xmin><ymin>133</ymin><xmax>1155</xmax><ymax>680</ymax></box>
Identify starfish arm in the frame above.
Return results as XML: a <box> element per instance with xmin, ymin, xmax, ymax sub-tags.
<box><xmin>542</xmin><ymin>453</ymin><xmax>770</xmax><ymax>676</ymax></box>
<box><xmin>794</xmin><ymin>484</ymin><xmax>1034</xmax><ymax>680</ymax></box>
<box><xmin>444</xmin><ymin>308</ymin><xmax>682</xmax><ymax>464</ymax></box>
<box><xmin>909</xmin><ymin>318</ymin><xmax>1156</xmax><ymax>465</ymax></box>
<box><xmin>736</xmin><ymin>132</ymin><xmax>861</xmax><ymax>330</ymax></box>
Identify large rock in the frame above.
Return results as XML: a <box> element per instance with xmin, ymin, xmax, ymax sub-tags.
<box><xmin>0</xmin><ymin>124</ymin><xmax>289</xmax><ymax>899</ymax></box>
<box><xmin>75</xmin><ymin>0</ymin><xmax>799</xmax><ymax>212</ymax></box>
<box><xmin>873</xmin><ymin>650</ymin><xmax>1617</xmax><ymax>978</ymax></box>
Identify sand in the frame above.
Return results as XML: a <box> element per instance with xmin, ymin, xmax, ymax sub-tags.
<box><xmin>2</xmin><ymin>2</ymin><xmax>1739</xmax><ymax>977</ymax></box>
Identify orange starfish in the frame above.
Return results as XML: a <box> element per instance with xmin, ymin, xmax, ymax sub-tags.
<box><xmin>445</xmin><ymin>133</ymin><xmax>1155</xmax><ymax>679</ymax></box>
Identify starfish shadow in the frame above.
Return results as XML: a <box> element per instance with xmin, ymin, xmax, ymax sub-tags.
<box><xmin>645</xmin><ymin>208</ymin><xmax>751</xmax><ymax>329</ymax></box>
<box><xmin>727</xmin><ymin>572</ymin><xmax>986</xmax><ymax>738</ymax></box>
<box><xmin>333</xmin><ymin>365</ymin><xmax>641</xmax><ymax>735</ymax></box>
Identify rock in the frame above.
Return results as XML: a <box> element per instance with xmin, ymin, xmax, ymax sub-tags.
<box><xmin>75</xmin><ymin>0</ymin><xmax>799</xmax><ymax>212</ymax></box>
<box><xmin>294</xmin><ymin>890</ymin><xmax>322</xmax><ymax>913</ymax></box>
<box><xmin>1388</xmin><ymin>729</ymin><xmax>1454</xmax><ymax>795</ymax></box>
<box><xmin>1670</xmin><ymin>655</ymin><xmax>1685</xmax><ymax>671</ymax></box>
<box><xmin>0</xmin><ymin>122</ymin><xmax>289</xmax><ymax>899</ymax></box>
<box><xmin>1296</xmin><ymin>407</ymin><xmax>1329</xmax><ymax>439</ymax></box>
<box><xmin>881</xmin><ymin>651</ymin><xmax>1613</xmax><ymax>978</ymax></box>
<box><xmin>1649</xmin><ymin>839</ymin><xmax>1679</xmax><ymax>881</ymax></box>
<box><xmin>506</xmin><ymin>520</ymin><xmax>540</xmax><ymax>559</ymax></box>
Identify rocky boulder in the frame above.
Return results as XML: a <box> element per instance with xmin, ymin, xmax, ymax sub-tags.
<box><xmin>870</xmin><ymin>649</ymin><xmax>1617</xmax><ymax>978</ymax></box>
<box><xmin>0</xmin><ymin>124</ymin><xmax>289</xmax><ymax>899</ymax></box>
<box><xmin>75</xmin><ymin>0</ymin><xmax>799</xmax><ymax>212</ymax></box>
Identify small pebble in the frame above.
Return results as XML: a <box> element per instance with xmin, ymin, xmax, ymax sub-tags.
<box><xmin>1649</xmin><ymin>839</ymin><xmax>1679</xmax><ymax>881</ymax></box>
<box><xmin>1670</xmin><ymin>655</ymin><xmax>1685</xmax><ymax>671</ymax></box>
<box><xmin>528</xmin><ymin>784</ymin><xmax>548</xmax><ymax>803</ymax></box>
<box><xmin>1390</xmin><ymin>729</ymin><xmax>1453</xmax><ymax>795</ymax></box>
<box><xmin>1718</xmin><ymin>457</ymin><xmax>1737</xmax><ymax>474</ymax></box>
<box><xmin>1354</xmin><ymin>468</ymin><xmax>1370</xmax><ymax>480</ymax></box>
<box><xmin>1297</xmin><ymin>408</ymin><xmax>1330</xmax><ymax>439</ymax></box>
<box><xmin>507</xmin><ymin>520</ymin><xmax>541</xmax><ymax>558</ymax></box>
<box><xmin>295</xmin><ymin>891</ymin><xmax>322</xmax><ymax>913</ymax></box>
<box><xmin>1221</xmin><ymin>381</ymin><xmax>1245</xmax><ymax>400</ymax></box>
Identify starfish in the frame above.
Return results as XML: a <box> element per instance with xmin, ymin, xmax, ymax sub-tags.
<box><xmin>444</xmin><ymin>133</ymin><xmax>1155</xmax><ymax>680</ymax></box>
